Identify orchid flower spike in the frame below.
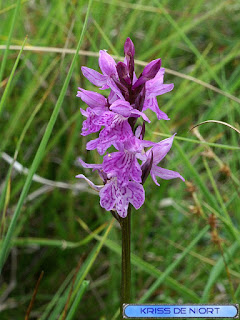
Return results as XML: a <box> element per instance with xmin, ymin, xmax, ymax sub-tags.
<box><xmin>76</xmin><ymin>38</ymin><xmax>184</xmax><ymax>217</ymax></box>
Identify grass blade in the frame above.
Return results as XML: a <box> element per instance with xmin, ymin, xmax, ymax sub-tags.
<box><xmin>0</xmin><ymin>0</ymin><xmax>93</xmax><ymax>272</ymax></box>
<box><xmin>47</xmin><ymin>219</ymin><xmax>114</xmax><ymax>320</ymax></box>
<box><xmin>0</xmin><ymin>0</ymin><xmax>22</xmax><ymax>83</ymax></box>
<box><xmin>201</xmin><ymin>241</ymin><xmax>239</xmax><ymax>302</ymax></box>
<box><xmin>87</xmin><ymin>229</ymin><xmax>200</xmax><ymax>302</ymax></box>
<box><xmin>0</xmin><ymin>36</ymin><xmax>27</xmax><ymax>115</ymax></box>
<box><xmin>64</xmin><ymin>280</ymin><xmax>89</xmax><ymax>320</ymax></box>
<box><xmin>139</xmin><ymin>225</ymin><xmax>209</xmax><ymax>303</ymax></box>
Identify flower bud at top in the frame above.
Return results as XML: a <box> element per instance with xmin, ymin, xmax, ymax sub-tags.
<box><xmin>124</xmin><ymin>37</ymin><xmax>135</xmax><ymax>58</ymax></box>
<box><xmin>124</xmin><ymin>37</ymin><xmax>135</xmax><ymax>81</ymax></box>
<box><xmin>132</xmin><ymin>59</ymin><xmax>161</xmax><ymax>90</ymax></box>
<box><xmin>116</xmin><ymin>62</ymin><xmax>131</xmax><ymax>86</ymax></box>
<box><xmin>142</xmin><ymin>59</ymin><xmax>161</xmax><ymax>78</ymax></box>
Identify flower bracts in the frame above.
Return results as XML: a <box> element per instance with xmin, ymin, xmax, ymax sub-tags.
<box><xmin>76</xmin><ymin>38</ymin><xmax>184</xmax><ymax>218</ymax></box>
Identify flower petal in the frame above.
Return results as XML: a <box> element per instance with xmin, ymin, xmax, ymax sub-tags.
<box><xmin>78</xmin><ymin>158</ymin><xmax>102</xmax><ymax>170</ymax></box>
<box><xmin>152</xmin><ymin>166</ymin><xmax>185</xmax><ymax>182</ymax></box>
<box><xmin>141</xmin><ymin>140</ymin><xmax>156</xmax><ymax>148</ymax></box>
<box><xmin>131</xmin><ymin>157</ymin><xmax>142</xmax><ymax>182</ymax></box>
<box><xmin>95</xmin><ymin>120</ymin><xmax>133</xmax><ymax>155</ymax></box>
<box><xmin>117</xmin><ymin>120</ymin><xmax>133</xmax><ymax>141</ymax></box>
<box><xmin>148</xmin><ymin>135</ymin><xmax>175</xmax><ymax>165</ymax></box>
<box><xmin>103</xmin><ymin>152</ymin><xmax>123</xmax><ymax>171</ymax></box>
<box><xmin>80</xmin><ymin>108</ymin><xmax>102</xmax><ymax>136</ymax></box>
<box><xmin>99</xmin><ymin>181</ymin><xmax>116</xmax><ymax>211</ymax></box>
<box><xmin>132</xmin><ymin>59</ymin><xmax>161</xmax><ymax>89</ymax></box>
<box><xmin>127</xmin><ymin>181</ymin><xmax>145</xmax><ymax>209</ymax></box>
<box><xmin>99</xmin><ymin>50</ymin><xmax>117</xmax><ymax>76</ymax></box>
<box><xmin>75</xmin><ymin>174</ymin><xmax>102</xmax><ymax>192</ymax></box>
<box><xmin>81</xmin><ymin>66</ymin><xmax>108</xmax><ymax>87</ymax></box>
<box><xmin>103</xmin><ymin>151</ymin><xmax>142</xmax><ymax>183</ymax></box>
<box><xmin>115</xmin><ymin>185</ymin><xmax>129</xmax><ymax>218</ymax></box>
<box><xmin>143</xmin><ymin>97</ymin><xmax>169</xmax><ymax>120</ymax></box>
<box><xmin>123</xmin><ymin>136</ymin><xmax>143</xmax><ymax>153</ymax></box>
<box><xmin>92</xmin><ymin>111</ymin><xmax>114</xmax><ymax>126</ymax></box>
<box><xmin>107</xmin><ymin>77</ymin><xmax>125</xmax><ymax>100</ymax></box>
<box><xmin>142</xmin><ymin>59</ymin><xmax>162</xmax><ymax>78</ymax></box>
<box><xmin>130</xmin><ymin>109</ymin><xmax>150</xmax><ymax>123</ymax></box>
<box><xmin>97</xmin><ymin>138</ymin><xmax>115</xmax><ymax>155</ymax></box>
<box><xmin>108</xmin><ymin>90</ymin><xmax>119</xmax><ymax>104</ymax></box>
<box><xmin>80</xmin><ymin>108</ymin><xmax>88</xmax><ymax>117</ymax></box>
<box><xmin>146</xmin><ymin>68</ymin><xmax>165</xmax><ymax>90</ymax></box>
<box><xmin>147</xmin><ymin>83</ymin><xmax>174</xmax><ymax>98</ymax></box>
<box><xmin>86</xmin><ymin>138</ymin><xmax>100</xmax><ymax>151</ymax></box>
<box><xmin>77</xmin><ymin>88</ymin><xmax>107</xmax><ymax>112</ymax></box>
<box><xmin>110</xmin><ymin>99</ymin><xmax>132</xmax><ymax>117</ymax></box>
<box><xmin>150</xmin><ymin>170</ymin><xmax>160</xmax><ymax>186</ymax></box>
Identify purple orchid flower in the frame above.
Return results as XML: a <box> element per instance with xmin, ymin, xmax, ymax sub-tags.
<box><xmin>143</xmin><ymin>135</ymin><xmax>185</xmax><ymax>186</ymax></box>
<box><xmin>86</xmin><ymin>121</ymin><xmax>133</xmax><ymax>155</ymax></box>
<box><xmin>143</xmin><ymin>68</ymin><xmax>174</xmax><ymax>120</ymax></box>
<box><xmin>77</xmin><ymin>89</ymin><xmax>109</xmax><ymax>136</ymax></box>
<box><xmin>76</xmin><ymin>172</ymin><xmax>145</xmax><ymax>218</ymax></box>
<box><xmin>102</xmin><ymin>137</ymin><xmax>145</xmax><ymax>183</ymax></box>
<box><xmin>99</xmin><ymin>178</ymin><xmax>145</xmax><ymax>218</ymax></box>
<box><xmin>81</xmin><ymin>50</ymin><xmax>117</xmax><ymax>89</ymax></box>
<box><xmin>80</xmin><ymin>108</ymin><xmax>102</xmax><ymax>136</ymax></box>
<box><xmin>76</xmin><ymin>88</ymin><xmax>108</xmax><ymax>112</ymax></box>
<box><xmin>85</xmin><ymin>100</ymin><xmax>150</xmax><ymax>155</ymax></box>
<box><xmin>81</xmin><ymin>50</ymin><xmax>126</xmax><ymax>99</ymax></box>
<box><xmin>76</xmin><ymin>37</ymin><xmax>184</xmax><ymax>218</ymax></box>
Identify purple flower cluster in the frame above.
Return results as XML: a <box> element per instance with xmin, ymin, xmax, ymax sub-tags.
<box><xmin>76</xmin><ymin>38</ymin><xmax>184</xmax><ymax>218</ymax></box>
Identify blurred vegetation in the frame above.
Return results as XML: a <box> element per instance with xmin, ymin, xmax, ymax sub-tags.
<box><xmin>0</xmin><ymin>0</ymin><xmax>239</xmax><ymax>319</ymax></box>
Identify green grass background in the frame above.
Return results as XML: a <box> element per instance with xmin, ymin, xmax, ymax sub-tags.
<box><xmin>0</xmin><ymin>0</ymin><xmax>240</xmax><ymax>319</ymax></box>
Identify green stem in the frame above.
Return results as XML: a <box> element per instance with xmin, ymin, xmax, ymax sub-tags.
<box><xmin>120</xmin><ymin>206</ymin><xmax>131</xmax><ymax>319</ymax></box>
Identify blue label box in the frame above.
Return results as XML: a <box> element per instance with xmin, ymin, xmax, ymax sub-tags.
<box><xmin>123</xmin><ymin>304</ymin><xmax>239</xmax><ymax>318</ymax></box>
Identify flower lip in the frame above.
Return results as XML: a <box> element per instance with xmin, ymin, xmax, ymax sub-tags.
<box><xmin>99</xmin><ymin>179</ymin><xmax>145</xmax><ymax>218</ymax></box>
